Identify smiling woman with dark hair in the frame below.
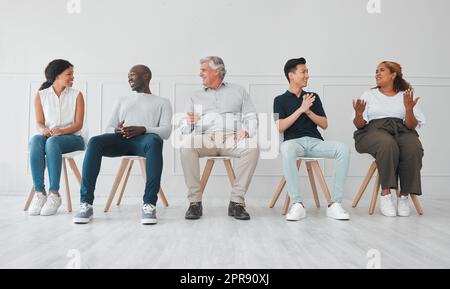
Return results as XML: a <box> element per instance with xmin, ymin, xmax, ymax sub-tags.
<box><xmin>353</xmin><ymin>61</ymin><xmax>426</xmax><ymax>217</ymax></box>
<box><xmin>28</xmin><ymin>59</ymin><xmax>86</xmax><ymax>216</ymax></box>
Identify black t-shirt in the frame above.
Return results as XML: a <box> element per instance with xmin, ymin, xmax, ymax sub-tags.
<box><xmin>273</xmin><ymin>90</ymin><xmax>326</xmax><ymax>141</ymax></box>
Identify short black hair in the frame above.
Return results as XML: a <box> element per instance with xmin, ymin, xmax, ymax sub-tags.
<box><xmin>39</xmin><ymin>59</ymin><xmax>73</xmax><ymax>91</ymax></box>
<box><xmin>284</xmin><ymin>58</ymin><xmax>306</xmax><ymax>83</ymax></box>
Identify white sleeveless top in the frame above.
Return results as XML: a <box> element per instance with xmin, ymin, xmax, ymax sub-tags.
<box><xmin>38</xmin><ymin>86</ymin><xmax>87</xmax><ymax>143</ymax></box>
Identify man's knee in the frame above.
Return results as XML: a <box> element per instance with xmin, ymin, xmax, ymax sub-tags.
<box><xmin>335</xmin><ymin>142</ymin><xmax>350</xmax><ymax>158</ymax></box>
<box><xmin>280</xmin><ymin>141</ymin><xmax>300</xmax><ymax>159</ymax></box>
<box><xmin>87</xmin><ymin>135</ymin><xmax>104</xmax><ymax>150</ymax></box>
<box><xmin>242</xmin><ymin>145</ymin><xmax>260</xmax><ymax>159</ymax></box>
<box><xmin>180</xmin><ymin>134</ymin><xmax>206</xmax><ymax>149</ymax></box>
<box><xmin>143</xmin><ymin>135</ymin><xmax>163</xmax><ymax>155</ymax></box>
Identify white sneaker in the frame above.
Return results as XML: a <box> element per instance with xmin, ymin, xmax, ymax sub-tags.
<box><xmin>40</xmin><ymin>194</ymin><xmax>62</xmax><ymax>216</ymax></box>
<box><xmin>397</xmin><ymin>195</ymin><xmax>411</xmax><ymax>217</ymax></box>
<box><xmin>28</xmin><ymin>193</ymin><xmax>47</xmax><ymax>216</ymax></box>
<box><xmin>380</xmin><ymin>194</ymin><xmax>396</xmax><ymax>217</ymax></box>
<box><xmin>327</xmin><ymin>203</ymin><xmax>350</xmax><ymax>220</ymax></box>
<box><xmin>286</xmin><ymin>203</ymin><xmax>306</xmax><ymax>221</ymax></box>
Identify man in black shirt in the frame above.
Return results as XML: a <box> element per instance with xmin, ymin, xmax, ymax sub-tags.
<box><xmin>273</xmin><ymin>58</ymin><xmax>350</xmax><ymax>221</ymax></box>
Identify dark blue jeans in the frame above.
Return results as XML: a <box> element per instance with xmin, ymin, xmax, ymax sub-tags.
<box><xmin>80</xmin><ymin>133</ymin><xmax>163</xmax><ymax>205</ymax></box>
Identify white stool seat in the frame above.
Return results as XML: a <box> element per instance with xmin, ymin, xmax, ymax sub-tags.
<box><xmin>122</xmin><ymin>156</ymin><xmax>145</xmax><ymax>161</ymax></box>
<box><xmin>296</xmin><ymin>157</ymin><xmax>323</xmax><ymax>161</ymax></box>
<box><xmin>62</xmin><ymin>150</ymin><xmax>84</xmax><ymax>158</ymax></box>
<box><xmin>201</xmin><ymin>156</ymin><xmax>235</xmax><ymax>160</ymax></box>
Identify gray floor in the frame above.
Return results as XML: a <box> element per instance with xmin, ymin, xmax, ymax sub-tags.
<box><xmin>1</xmin><ymin>194</ymin><xmax>449</xmax><ymax>269</ymax></box>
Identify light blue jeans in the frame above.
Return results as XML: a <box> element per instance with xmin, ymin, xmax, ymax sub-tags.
<box><xmin>29</xmin><ymin>134</ymin><xmax>85</xmax><ymax>193</ymax></box>
<box><xmin>280</xmin><ymin>136</ymin><xmax>350</xmax><ymax>204</ymax></box>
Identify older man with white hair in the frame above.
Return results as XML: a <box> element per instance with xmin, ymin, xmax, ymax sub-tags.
<box><xmin>180</xmin><ymin>56</ymin><xmax>259</xmax><ymax>220</ymax></box>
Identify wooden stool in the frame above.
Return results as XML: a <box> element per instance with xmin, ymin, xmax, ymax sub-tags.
<box><xmin>199</xmin><ymin>156</ymin><xmax>237</xmax><ymax>196</ymax></box>
<box><xmin>104</xmin><ymin>156</ymin><xmax>169</xmax><ymax>212</ymax></box>
<box><xmin>24</xmin><ymin>150</ymin><xmax>83</xmax><ymax>213</ymax></box>
<box><xmin>352</xmin><ymin>160</ymin><xmax>424</xmax><ymax>215</ymax></box>
<box><xmin>269</xmin><ymin>158</ymin><xmax>332</xmax><ymax>215</ymax></box>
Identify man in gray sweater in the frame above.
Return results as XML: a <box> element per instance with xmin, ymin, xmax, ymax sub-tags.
<box><xmin>73</xmin><ymin>65</ymin><xmax>172</xmax><ymax>225</ymax></box>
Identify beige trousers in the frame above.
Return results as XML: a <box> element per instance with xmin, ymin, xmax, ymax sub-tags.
<box><xmin>180</xmin><ymin>132</ymin><xmax>260</xmax><ymax>204</ymax></box>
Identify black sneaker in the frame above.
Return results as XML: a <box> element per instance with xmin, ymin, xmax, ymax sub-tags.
<box><xmin>228</xmin><ymin>201</ymin><xmax>250</xmax><ymax>220</ymax></box>
<box><xmin>185</xmin><ymin>202</ymin><xmax>203</xmax><ymax>220</ymax></box>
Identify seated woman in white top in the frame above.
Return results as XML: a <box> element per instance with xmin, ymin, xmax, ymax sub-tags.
<box><xmin>353</xmin><ymin>61</ymin><xmax>425</xmax><ymax>217</ymax></box>
<box><xmin>28</xmin><ymin>59</ymin><xmax>85</xmax><ymax>216</ymax></box>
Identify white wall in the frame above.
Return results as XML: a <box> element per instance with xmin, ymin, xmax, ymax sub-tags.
<box><xmin>1</xmin><ymin>0</ymin><xmax>449</xmax><ymax>202</ymax></box>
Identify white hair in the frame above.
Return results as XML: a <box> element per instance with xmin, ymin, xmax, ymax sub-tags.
<box><xmin>200</xmin><ymin>56</ymin><xmax>226</xmax><ymax>79</ymax></box>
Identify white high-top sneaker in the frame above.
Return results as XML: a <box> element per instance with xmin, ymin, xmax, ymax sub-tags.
<box><xmin>380</xmin><ymin>194</ymin><xmax>396</xmax><ymax>217</ymax></box>
<box><xmin>397</xmin><ymin>195</ymin><xmax>411</xmax><ymax>217</ymax></box>
<box><xmin>286</xmin><ymin>203</ymin><xmax>306</xmax><ymax>221</ymax></box>
<box><xmin>28</xmin><ymin>193</ymin><xmax>47</xmax><ymax>216</ymax></box>
<box><xmin>40</xmin><ymin>194</ymin><xmax>62</xmax><ymax>216</ymax></box>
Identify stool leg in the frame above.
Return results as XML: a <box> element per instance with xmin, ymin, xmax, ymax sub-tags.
<box><xmin>278</xmin><ymin>160</ymin><xmax>301</xmax><ymax>213</ymax></box>
<box><xmin>67</xmin><ymin>158</ymin><xmax>82</xmax><ymax>186</ymax></box>
<box><xmin>104</xmin><ymin>158</ymin><xmax>129</xmax><ymax>212</ymax></box>
<box><xmin>117</xmin><ymin>160</ymin><xmax>134</xmax><ymax>206</ymax></box>
<box><xmin>306</xmin><ymin>162</ymin><xmax>320</xmax><ymax>208</ymax></box>
<box><xmin>24</xmin><ymin>187</ymin><xmax>36</xmax><ymax>211</ymax></box>
<box><xmin>223</xmin><ymin>159</ymin><xmax>236</xmax><ymax>186</ymax></box>
<box><xmin>269</xmin><ymin>177</ymin><xmax>286</xmax><ymax>208</ymax></box>
<box><xmin>62</xmin><ymin>158</ymin><xmax>72</xmax><ymax>212</ymax></box>
<box><xmin>158</xmin><ymin>187</ymin><xmax>169</xmax><ymax>207</ymax></box>
<box><xmin>282</xmin><ymin>194</ymin><xmax>290</xmax><ymax>215</ymax></box>
<box><xmin>311</xmin><ymin>161</ymin><xmax>332</xmax><ymax>204</ymax></box>
<box><xmin>411</xmin><ymin>195</ymin><xmax>424</xmax><ymax>215</ymax></box>
<box><xmin>138</xmin><ymin>159</ymin><xmax>147</xmax><ymax>180</ymax></box>
<box><xmin>397</xmin><ymin>188</ymin><xmax>424</xmax><ymax>215</ymax></box>
<box><xmin>296</xmin><ymin>159</ymin><xmax>302</xmax><ymax>170</ymax></box>
<box><xmin>369</xmin><ymin>174</ymin><xmax>380</xmax><ymax>215</ymax></box>
<box><xmin>200</xmin><ymin>159</ymin><xmax>215</xmax><ymax>193</ymax></box>
<box><xmin>353</xmin><ymin>161</ymin><xmax>377</xmax><ymax>208</ymax></box>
